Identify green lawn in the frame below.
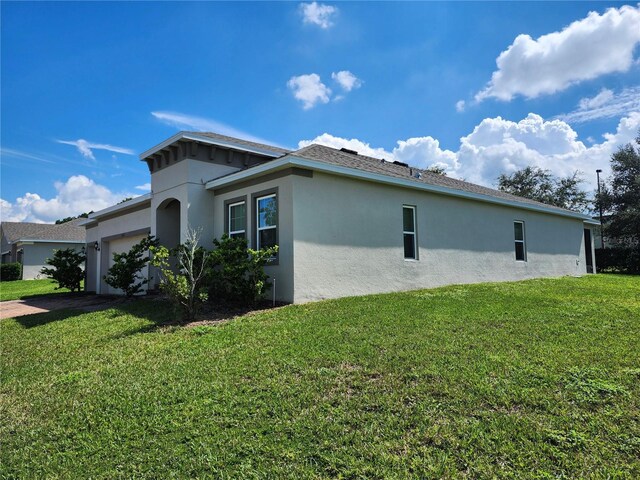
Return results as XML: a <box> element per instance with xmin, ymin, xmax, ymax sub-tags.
<box><xmin>0</xmin><ymin>279</ymin><xmax>76</xmax><ymax>301</ymax></box>
<box><xmin>1</xmin><ymin>275</ymin><xmax>639</xmax><ymax>478</ymax></box>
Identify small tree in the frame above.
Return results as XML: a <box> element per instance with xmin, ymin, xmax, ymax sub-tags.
<box><xmin>41</xmin><ymin>248</ymin><xmax>86</xmax><ymax>292</ymax></box>
<box><xmin>208</xmin><ymin>234</ymin><xmax>278</xmax><ymax>305</ymax></box>
<box><xmin>497</xmin><ymin>167</ymin><xmax>589</xmax><ymax>211</ymax></box>
<box><xmin>150</xmin><ymin>228</ymin><xmax>209</xmax><ymax>322</ymax></box>
<box><xmin>103</xmin><ymin>235</ymin><xmax>158</xmax><ymax>297</ymax></box>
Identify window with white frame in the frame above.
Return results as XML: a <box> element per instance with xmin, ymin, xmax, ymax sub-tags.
<box><xmin>228</xmin><ymin>201</ymin><xmax>246</xmax><ymax>239</ymax></box>
<box><xmin>256</xmin><ymin>193</ymin><xmax>277</xmax><ymax>250</ymax></box>
<box><xmin>514</xmin><ymin>221</ymin><xmax>526</xmax><ymax>261</ymax></box>
<box><xmin>403</xmin><ymin>205</ymin><xmax>417</xmax><ymax>260</ymax></box>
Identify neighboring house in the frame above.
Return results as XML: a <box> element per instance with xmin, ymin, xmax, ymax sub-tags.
<box><xmin>1</xmin><ymin>219</ymin><xmax>86</xmax><ymax>279</ymax></box>
<box><xmin>83</xmin><ymin>131</ymin><xmax>599</xmax><ymax>302</ymax></box>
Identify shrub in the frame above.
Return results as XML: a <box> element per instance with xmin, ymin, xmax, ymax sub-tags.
<box><xmin>595</xmin><ymin>247</ymin><xmax>640</xmax><ymax>274</ymax></box>
<box><xmin>0</xmin><ymin>262</ymin><xmax>22</xmax><ymax>281</ymax></box>
<box><xmin>40</xmin><ymin>248</ymin><xmax>86</xmax><ymax>292</ymax></box>
<box><xmin>207</xmin><ymin>234</ymin><xmax>278</xmax><ymax>305</ymax></box>
<box><xmin>150</xmin><ymin>228</ymin><xmax>209</xmax><ymax>322</ymax></box>
<box><xmin>104</xmin><ymin>235</ymin><xmax>158</xmax><ymax>297</ymax></box>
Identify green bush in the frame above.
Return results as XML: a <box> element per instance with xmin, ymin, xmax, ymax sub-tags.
<box><xmin>0</xmin><ymin>262</ymin><xmax>22</xmax><ymax>281</ymax></box>
<box><xmin>595</xmin><ymin>247</ymin><xmax>640</xmax><ymax>274</ymax></box>
<box><xmin>104</xmin><ymin>235</ymin><xmax>158</xmax><ymax>297</ymax></box>
<box><xmin>150</xmin><ymin>229</ymin><xmax>209</xmax><ymax>322</ymax></box>
<box><xmin>40</xmin><ymin>248</ymin><xmax>86</xmax><ymax>292</ymax></box>
<box><xmin>207</xmin><ymin>234</ymin><xmax>278</xmax><ymax>305</ymax></box>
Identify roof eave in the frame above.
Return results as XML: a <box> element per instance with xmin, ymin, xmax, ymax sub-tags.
<box><xmin>85</xmin><ymin>194</ymin><xmax>152</xmax><ymax>223</ymax></box>
<box><xmin>15</xmin><ymin>239</ymin><xmax>85</xmax><ymax>244</ymax></box>
<box><xmin>139</xmin><ymin>132</ymin><xmax>285</xmax><ymax>161</ymax></box>
<box><xmin>206</xmin><ymin>156</ymin><xmax>591</xmax><ymax>221</ymax></box>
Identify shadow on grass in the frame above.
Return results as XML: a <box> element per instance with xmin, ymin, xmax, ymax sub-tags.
<box><xmin>9</xmin><ymin>293</ymin><xmax>285</xmax><ymax>336</ymax></box>
<box><xmin>15</xmin><ymin>308</ymin><xmax>88</xmax><ymax>329</ymax></box>
<box><xmin>108</xmin><ymin>297</ymin><xmax>288</xmax><ymax>336</ymax></box>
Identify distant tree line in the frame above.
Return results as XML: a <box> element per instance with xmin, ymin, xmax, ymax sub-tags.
<box><xmin>55</xmin><ymin>212</ymin><xmax>92</xmax><ymax>224</ymax></box>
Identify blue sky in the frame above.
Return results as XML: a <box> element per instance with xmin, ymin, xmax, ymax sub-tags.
<box><xmin>2</xmin><ymin>1</ymin><xmax>639</xmax><ymax>222</ymax></box>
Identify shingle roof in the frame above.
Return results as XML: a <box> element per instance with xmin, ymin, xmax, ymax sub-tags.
<box><xmin>1</xmin><ymin>218</ymin><xmax>86</xmax><ymax>243</ymax></box>
<box><xmin>288</xmin><ymin>144</ymin><xmax>578</xmax><ymax>215</ymax></box>
<box><xmin>186</xmin><ymin>132</ymin><xmax>292</xmax><ymax>155</ymax></box>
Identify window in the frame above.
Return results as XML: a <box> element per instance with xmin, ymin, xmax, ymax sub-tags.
<box><xmin>228</xmin><ymin>201</ymin><xmax>246</xmax><ymax>239</ymax></box>
<box><xmin>256</xmin><ymin>193</ymin><xmax>277</xmax><ymax>250</ymax></box>
<box><xmin>514</xmin><ymin>221</ymin><xmax>526</xmax><ymax>261</ymax></box>
<box><xmin>403</xmin><ymin>205</ymin><xmax>417</xmax><ymax>260</ymax></box>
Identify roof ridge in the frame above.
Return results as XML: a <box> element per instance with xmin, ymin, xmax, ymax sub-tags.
<box><xmin>184</xmin><ymin>131</ymin><xmax>292</xmax><ymax>154</ymax></box>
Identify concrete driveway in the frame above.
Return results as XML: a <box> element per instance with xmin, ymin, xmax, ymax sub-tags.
<box><xmin>0</xmin><ymin>294</ymin><xmax>123</xmax><ymax>320</ymax></box>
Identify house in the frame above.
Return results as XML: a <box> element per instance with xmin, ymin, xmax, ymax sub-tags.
<box><xmin>83</xmin><ymin>131</ymin><xmax>599</xmax><ymax>302</ymax></box>
<box><xmin>1</xmin><ymin>219</ymin><xmax>86</xmax><ymax>279</ymax></box>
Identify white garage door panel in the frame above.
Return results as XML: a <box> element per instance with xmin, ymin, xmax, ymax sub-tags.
<box><xmin>107</xmin><ymin>234</ymin><xmax>149</xmax><ymax>295</ymax></box>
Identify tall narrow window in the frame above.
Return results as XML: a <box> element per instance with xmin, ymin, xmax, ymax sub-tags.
<box><xmin>514</xmin><ymin>221</ymin><xmax>526</xmax><ymax>261</ymax></box>
<box><xmin>256</xmin><ymin>193</ymin><xmax>277</xmax><ymax>250</ymax></box>
<box><xmin>228</xmin><ymin>201</ymin><xmax>246</xmax><ymax>239</ymax></box>
<box><xmin>403</xmin><ymin>205</ymin><xmax>417</xmax><ymax>260</ymax></box>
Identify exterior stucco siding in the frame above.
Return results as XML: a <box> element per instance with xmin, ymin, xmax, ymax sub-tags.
<box><xmin>292</xmin><ymin>172</ymin><xmax>587</xmax><ymax>303</ymax></box>
<box><xmin>20</xmin><ymin>242</ymin><xmax>84</xmax><ymax>280</ymax></box>
<box><xmin>151</xmin><ymin>159</ymin><xmax>240</xmax><ymax>244</ymax></box>
<box><xmin>213</xmin><ymin>176</ymin><xmax>294</xmax><ymax>303</ymax></box>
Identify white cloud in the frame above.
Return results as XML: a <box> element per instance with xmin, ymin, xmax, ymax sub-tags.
<box><xmin>1</xmin><ymin>175</ymin><xmax>135</xmax><ymax>223</ymax></box>
<box><xmin>475</xmin><ymin>5</ymin><xmax>640</xmax><ymax>102</ymax></box>
<box><xmin>299</xmin><ymin>2</ymin><xmax>337</xmax><ymax>29</ymax></box>
<box><xmin>287</xmin><ymin>73</ymin><xmax>332</xmax><ymax>109</ymax></box>
<box><xmin>135</xmin><ymin>183</ymin><xmax>151</xmax><ymax>191</ymax></box>
<box><xmin>299</xmin><ymin>133</ymin><xmax>391</xmax><ymax>159</ymax></box>
<box><xmin>151</xmin><ymin>111</ymin><xmax>283</xmax><ymax>146</ymax></box>
<box><xmin>0</xmin><ymin>148</ymin><xmax>56</xmax><ymax>164</ymax></box>
<box><xmin>331</xmin><ymin>71</ymin><xmax>362</xmax><ymax>92</ymax></box>
<box><xmin>455</xmin><ymin>100</ymin><xmax>466</xmax><ymax>113</ymax></box>
<box><xmin>299</xmin><ymin>112</ymin><xmax>640</xmax><ymax>191</ymax></box>
<box><xmin>299</xmin><ymin>133</ymin><xmax>458</xmax><ymax>172</ymax></box>
<box><xmin>57</xmin><ymin>139</ymin><xmax>135</xmax><ymax>161</ymax></box>
<box><xmin>579</xmin><ymin>88</ymin><xmax>614</xmax><ymax>110</ymax></box>
<box><xmin>556</xmin><ymin>85</ymin><xmax>640</xmax><ymax>123</ymax></box>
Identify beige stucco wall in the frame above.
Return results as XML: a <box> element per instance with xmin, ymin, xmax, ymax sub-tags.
<box><xmin>291</xmin><ymin>172</ymin><xmax>589</xmax><ymax>303</ymax></box>
<box><xmin>212</xmin><ymin>175</ymin><xmax>294</xmax><ymax>303</ymax></box>
<box><xmin>20</xmin><ymin>242</ymin><xmax>84</xmax><ymax>280</ymax></box>
<box><xmin>151</xmin><ymin>159</ymin><xmax>240</xmax><ymax>245</ymax></box>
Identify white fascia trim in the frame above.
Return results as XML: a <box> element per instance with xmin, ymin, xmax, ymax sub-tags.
<box><xmin>139</xmin><ymin>132</ymin><xmax>284</xmax><ymax>160</ymax></box>
<box><xmin>583</xmin><ymin>218</ymin><xmax>601</xmax><ymax>226</ymax></box>
<box><xmin>206</xmin><ymin>156</ymin><xmax>591</xmax><ymax>221</ymax></box>
<box><xmin>16</xmin><ymin>239</ymin><xmax>84</xmax><ymax>244</ymax></box>
<box><xmin>87</xmin><ymin>194</ymin><xmax>152</xmax><ymax>221</ymax></box>
<box><xmin>1</xmin><ymin>250</ymin><xmax>10</xmax><ymax>255</ymax></box>
<box><xmin>78</xmin><ymin>218</ymin><xmax>97</xmax><ymax>227</ymax></box>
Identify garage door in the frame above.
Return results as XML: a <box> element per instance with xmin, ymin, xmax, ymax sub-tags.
<box><xmin>106</xmin><ymin>234</ymin><xmax>149</xmax><ymax>295</ymax></box>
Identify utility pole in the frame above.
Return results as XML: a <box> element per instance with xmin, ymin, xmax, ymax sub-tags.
<box><xmin>596</xmin><ymin>169</ymin><xmax>604</xmax><ymax>249</ymax></box>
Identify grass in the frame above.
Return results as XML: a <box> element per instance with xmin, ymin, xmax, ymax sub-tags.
<box><xmin>1</xmin><ymin>275</ymin><xmax>639</xmax><ymax>478</ymax></box>
<box><xmin>0</xmin><ymin>279</ymin><xmax>77</xmax><ymax>301</ymax></box>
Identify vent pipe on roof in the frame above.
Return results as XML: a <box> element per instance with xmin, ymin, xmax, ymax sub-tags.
<box><xmin>393</xmin><ymin>160</ymin><xmax>409</xmax><ymax>168</ymax></box>
<box><xmin>340</xmin><ymin>147</ymin><xmax>358</xmax><ymax>155</ymax></box>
